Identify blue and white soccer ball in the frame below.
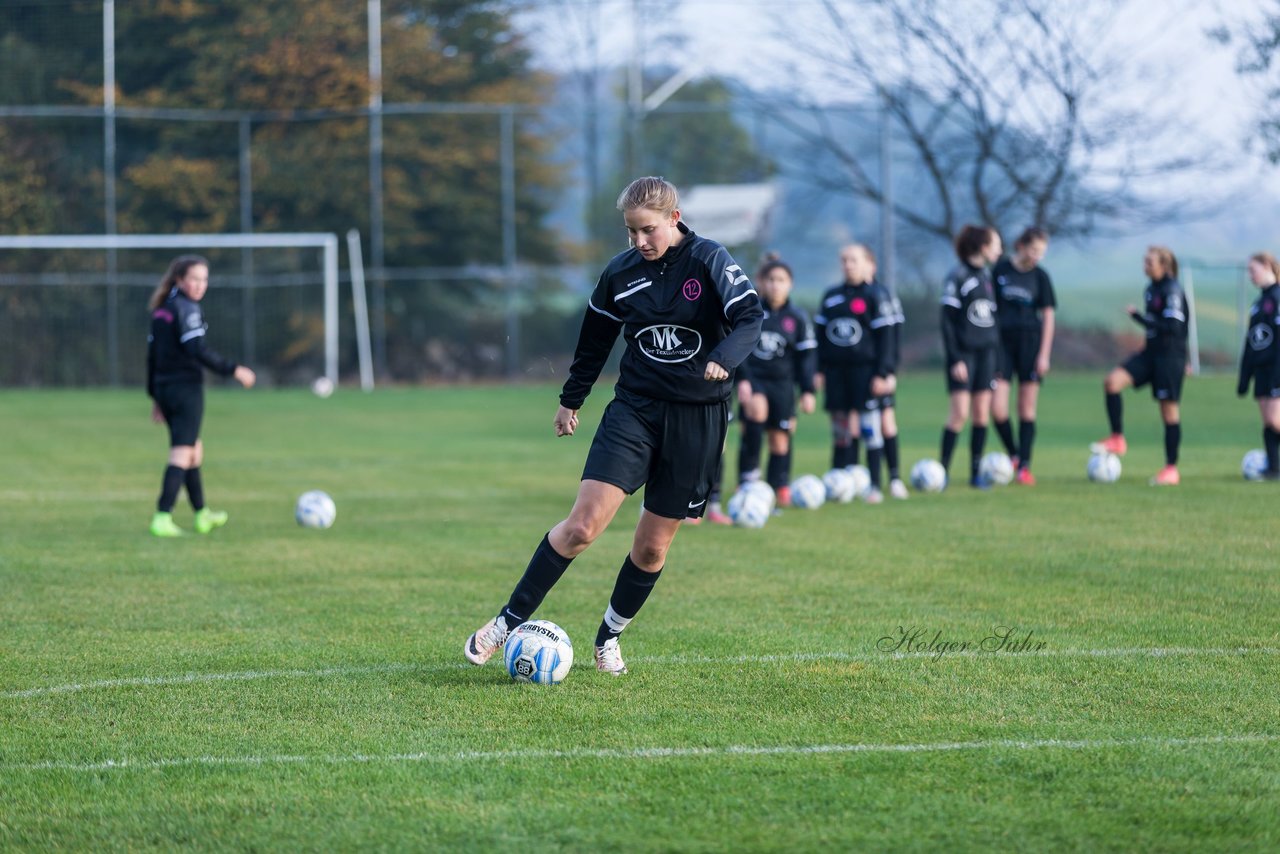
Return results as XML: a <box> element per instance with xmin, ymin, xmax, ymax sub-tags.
<box><xmin>847</xmin><ymin>464</ymin><xmax>872</xmax><ymax>499</ymax></box>
<box><xmin>739</xmin><ymin>479</ymin><xmax>777</xmax><ymax>510</ymax></box>
<box><xmin>979</xmin><ymin>452</ymin><xmax>1015</xmax><ymax>486</ymax></box>
<box><xmin>295</xmin><ymin>490</ymin><xmax>336</xmax><ymax>528</ymax></box>
<box><xmin>727</xmin><ymin>487</ymin><xmax>772</xmax><ymax>528</ymax></box>
<box><xmin>789</xmin><ymin>474</ymin><xmax>827</xmax><ymax>510</ymax></box>
<box><xmin>909</xmin><ymin>459</ymin><xmax>947</xmax><ymax>493</ymax></box>
<box><xmin>1241</xmin><ymin>448</ymin><xmax>1269</xmax><ymax>481</ymax></box>
<box><xmin>822</xmin><ymin>467</ymin><xmax>856</xmax><ymax>503</ymax></box>
<box><xmin>1087</xmin><ymin>452</ymin><xmax>1122</xmax><ymax>483</ymax></box>
<box><xmin>503</xmin><ymin>620</ymin><xmax>574</xmax><ymax>685</ymax></box>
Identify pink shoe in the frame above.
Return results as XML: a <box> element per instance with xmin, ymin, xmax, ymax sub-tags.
<box><xmin>464</xmin><ymin>615</ymin><xmax>510</xmax><ymax>666</ymax></box>
<box><xmin>1016</xmin><ymin>468</ymin><xmax>1036</xmax><ymax>486</ymax></box>
<box><xmin>1090</xmin><ymin>434</ymin><xmax>1127</xmax><ymax>456</ymax></box>
<box><xmin>682</xmin><ymin>515</ymin><xmax>703</xmax><ymax>525</ymax></box>
<box><xmin>1150</xmin><ymin>465</ymin><xmax>1180</xmax><ymax>486</ymax></box>
<box><xmin>706</xmin><ymin>506</ymin><xmax>732</xmax><ymax>525</ymax></box>
<box><xmin>776</xmin><ymin>485</ymin><xmax>792</xmax><ymax>508</ymax></box>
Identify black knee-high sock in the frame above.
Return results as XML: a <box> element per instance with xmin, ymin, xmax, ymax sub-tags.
<box><xmin>1164</xmin><ymin>422</ymin><xmax>1181</xmax><ymax>466</ymax></box>
<box><xmin>501</xmin><ymin>534</ymin><xmax>574</xmax><ymax>628</ymax></box>
<box><xmin>709</xmin><ymin>453</ymin><xmax>724</xmax><ymax>506</ymax></box>
<box><xmin>994</xmin><ymin>419</ymin><xmax>1017</xmax><ymax>457</ymax></box>
<box><xmin>1265</xmin><ymin>427</ymin><xmax>1280</xmax><ymax>474</ymax></box>
<box><xmin>739</xmin><ymin>420</ymin><xmax>765</xmax><ymax>482</ymax></box>
<box><xmin>1018</xmin><ymin>420</ymin><xmax>1037</xmax><ymax>469</ymax></box>
<box><xmin>766</xmin><ymin>451</ymin><xmax>789</xmax><ymax>491</ymax></box>
<box><xmin>1106</xmin><ymin>392</ymin><xmax>1123</xmax><ymax>435</ymax></box>
<box><xmin>157</xmin><ymin>464</ymin><xmax>186</xmax><ymax>513</ymax></box>
<box><xmin>940</xmin><ymin>428</ymin><xmax>959</xmax><ymax>472</ymax></box>
<box><xmin>185</xmin><ymin>467</ymin><xmax>205</xmax><ymax>511</ymax></box>
<box><xmin>884</xmin><ymin>434</ymin><xmax>900</xmax><ymax>480</ymax></box>
<box><xmin>970</xmin><ymin>425</ymin><xmax>988</xmax><ymax>480</ymax></box>
<box><xmin>595</xmin><ymin>555</ymin><xmax>661</xmax><ymax>647</ymax></box>
<box><xmin>866</xmin><ymin>447</ymin><xmax>883</xmax><ymax>490</ymax></box>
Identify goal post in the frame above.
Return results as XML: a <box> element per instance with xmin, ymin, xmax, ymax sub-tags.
<box><xmin>0</xmin><ymin>232</ymin><xmax>367</xmax><ymax>387</ymax></box>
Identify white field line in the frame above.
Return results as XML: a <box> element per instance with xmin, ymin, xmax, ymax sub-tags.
<box><xmin>4</xmin><ymin>646</ymin><xmax>1278</xmax><ymax>700</ymax></box>
<box><xmin>4</xmin><ymin>734</ymin><xmax>1277</xmax><ymax>774</ymax></box>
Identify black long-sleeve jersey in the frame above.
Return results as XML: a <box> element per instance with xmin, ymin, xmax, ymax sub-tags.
<box><xmin>814</xmin><ymin>280</ymin><xmax>896</xmax><ymax>376</ymax></box>
<box><xmin>740</xmin><ymin>299</ymin><xmax>817</xmax><ymax>394</ymax></box>
<box><xmin>146</xmin><ymin>288</ymin><xmax>238</xmax><ymax>398</ymax></box>
<box><xmin>992</xmin><ymin>258</ymin><xmax>1056</xmax><ymax>332</ymax></box>
<box><xmin>559</xmin><ymin>222</ymin><xmax>763</xmax><ymax>409</ymax></box>
<box><xmin>940</xmin><ymin>263</ymin><xmax>999</xmax><ymax>364</ymax></box>
<box><xmin>1238</xmin><ymin>284</ymin><xmax>1280</xmax><ymax>394</ymax></box>
<box><xmin>1128</xmin><ymin>276</ymin><xmax>1189</xmax><ymax>356</ymax></box>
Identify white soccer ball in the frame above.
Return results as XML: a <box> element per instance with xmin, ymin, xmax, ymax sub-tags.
<box><xmin>739</xmin><ymin>479</ymin><xmax>776</xmax><ymax>510</ymax></box>
<box><xmin>789</xmin><ymin>474</ymin><xmax>827</xmax><ymax>510</ymax></box>
<box><xmin>311</xmin><ymin>376</ymin><xmax>334</xmax><ymax>398</ymax></box>
<box><xmin>1087</xmin><ymin>452</ymin><xmax>1122</xmax><ymax>483</ymax></box>
<box><xmin>1241</xmin><ymin>448</ymin><xmax>1269</xmax><ymax>481</ymax></box>
<box><xmin>295</xmin><ymin>490</ymin><xmax>337</xmax><ymax>528</ymax></box>
<box><xmin>847</xmin><ymin>464</ymin><xmax>872</xmax><ymax>499</ymax></box>
<box><xmin>909</xmin><ymin>459</ymin><xmax>947</xmax><ymax>493</ymax></box>
<box><xmin>822</xmin><ymin>467</ymin><xmax>856</xmax><ymax>503</ymax></box>
<box><xmin>503</xmin><ymin>620</ymin><xmax>574</xmax><ymax>685</ymax></box>
<box><xmin>727</xmin><ymin>488</ymin><xmax>771</xmax><ymax>528</ymax></box>
<box><xmin>979</xmin><ymin>452</ymin><xmax>1015</xmax><ymax>486</ymax></box>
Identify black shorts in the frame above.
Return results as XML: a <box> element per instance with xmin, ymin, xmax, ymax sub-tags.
<box><xmin>999</xmin><ymin>330</ymin><xmax>1043</xmax><ymax>384</ymax></box>
<box><xmin>946</xmin><ymin>348</ymin><xmax>998</xmax><ymax>394</ymax></box>
<box><xmin>582</xmin><ymin>388</ymin><xmax>730</xmax><ymax>520</ymax></box>
<box><xmin>1248</xmin><ymin>368</ymin><xmax>1280</xmax><ymax>399</ymax></box>
<box><xmin>740</xmin><ymin>377</ymin><xmax>796</xmax><ymax>430</ymax></box>
<box><xmin>1122</xmin><ymin>350</ymin><xmax>1185</xmax><ymax>402</ymax></box>
<box><xmin>153</xmin><ymin>382</ymin><xmax>204</xmax><ymax>447</ymax></box>
<box><xmin>823</xmin><ymin>363</ymin><xmax>877</xmax><ymax>413</ymax></box>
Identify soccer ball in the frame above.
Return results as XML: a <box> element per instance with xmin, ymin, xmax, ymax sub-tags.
<box><xmin>979</xmin><ymin>452</ymin><xmax>1015</xmax><ymax>486</ymax></box>
<box><xmin>909</xmin><ymin>459</ymin><xmax>947</xmax><ymax>493</ymax></box>
<box><xmin>847</xmin><ymin>464</ymin><xmax>872</xmax><ymax>499</ymax></box>
<box><xmin>727</xmin><ymin>487</ymin><xmax>771</xmax><ymax>528</ymax></box>
<box><xmin>1241</xmin><ymin>448</ymin><xmax>1269</xmax><ymax>481</ymax></box>
<box><xmin>295</xmin><ymin>490</ymin><xmax>337</xmax><ymax>528</ymax></box>
<box><xmin>822</xmin><ymin>467</ymin><xmax>856</xmax><ymax>503</ymax></box>
<box><xmin>311</xmin><ymin>376</ymin><xmax>334</xmax><ymax>398</ymax></box>
<box><xmin>1086</xmin><ymin>452</ymin><xmax>1122</xmax><ymax>483</ymax></box>
<box><xmin>503</xmin><ymin>620</ymin><xmax>573</xmax><ymax>685</ymax></box>
<box><xmin>739</xmin><ymin>478</ymin><xmax>776</xmax><ymax>509</ymax></box>
<box><xmin>789</xmin><ymin>474</ymin><xmax>826</xmax><ymax>509</ymax></box>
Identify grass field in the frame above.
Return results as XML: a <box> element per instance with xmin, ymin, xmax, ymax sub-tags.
<box><xmin>2</xmin><ymin>374</ymin><xmax>1278</xmax><ymax>851</ymax></box>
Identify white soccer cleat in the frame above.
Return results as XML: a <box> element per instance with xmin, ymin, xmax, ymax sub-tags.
<box><xmin>464</xmin><ymin>615</ymin><xmax>510</xmax><ymax>666</ymax></box>
<box><xmin>594</xmin><ymin>637</ymin><xmax>628</xmax><ymax>676</ymax></box>
<box><xmin>889</xmin><ymin>478</ymin><xmax>910</xmax><ymax>500</ymax></box>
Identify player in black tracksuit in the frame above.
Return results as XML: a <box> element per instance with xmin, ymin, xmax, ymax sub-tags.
<box><xmin>463</xmin><ymin>177</ymin><xmax>763</xmax><ymax>677</ymax></box>
<box><xmin>939</xmin><ymin>225</ymin><xmax>1003</xmax><ymax>487</ymax></box>
<box><xmin>990</xmin><ymin>227</ymin><xmax>1056</xmax><ymax>485</ymax></box>
<box><xmin>1094</xmin><ymin>246</ymin><xmax>1189</xmax><ymax>485</ymax></box>
<box><xmin>145</xmin><ymin>255</ymin><xmax>256</xmax><ymax>536</ymax></box>
<box><xmin>1237</xmin><ymin>251</ymin><xmax>1280</xmax><ymax>478</ymax></box>
<box><xmin>815</xmin><ymin>244</ymin><xmax>896</xmax><ymax>501</ymax></box>
<box><xmin>867</xmin><ymin>257</ymin><xmax>909</xmax><ymax>499</ymax></box>
<box><xmin>736</xmin><ymin>255</ymin><xmax>817</xmax><ymax>506</ymax></box>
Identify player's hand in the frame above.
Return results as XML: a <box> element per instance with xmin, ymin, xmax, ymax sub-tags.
<box><xmin>151</xmin><ymin>403</ymin><xmax>164</xmax><ymax>424</ymax></box>
<box><xmin>705</xmin><ymin>360</ymin><xmax>729</xmax><ymax>381</ymax></box>
<box><xmin>800</xmin><ymin>392</ymin><xmax>816</xmax><ymax>415</ymax></box>
<box><xmin>554</xmin><ymin>405</ymin><xmax>579</xmax><ymax>437</ymax></box>
<box><xmin>234</xmin><ymin>365</ymin><xmax>256</xmax><ymax>388</ymax></box>
<box><xmin>1036</xmin><ymin>355</ymin><xmax>1051</xmax><ymax>377</ymax></box>
<box><xmin>1126</xmin><ymin>305</ymin><xmax>1139</xmax><ymax>317</ymax></box>
<box><xmin>950</xmin><ymin>361</ymin><xmax>969</xmax><ymax>383</ymax></box>
<box><xmin>871</xmin><ymin>375</ymin><xmax>897</xmax><ymax>396</ymax></box>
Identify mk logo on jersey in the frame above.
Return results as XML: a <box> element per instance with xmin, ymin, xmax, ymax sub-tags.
<box><xmin>753</xmin><ymin>331</ymin><xmax>787</xmax><ymax>360</ymax></box>
<box><xmin>638</xmin><ymin>324</ymin><xmax>702</xmax><ymax>363</ymax></box>
<box><xmin>1250</xmin><ymin>324</ymin><xmax>1274</xmax><ymax>351</ymax></box>
<box><xmin>826</xmin><ymin>317</ymin><xmax>863</xmax><ymax>347</ymax></box>
<box><xmin>967</xmin><ymin>299</ymin><xmax>996</xmax><ymax>328</ymax></box>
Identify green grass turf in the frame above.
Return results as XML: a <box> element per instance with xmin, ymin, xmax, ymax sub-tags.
<box><xmin>1</xmin><ymin>374</ymin><xmax>1278</xmax><ymax>851</ymax></box>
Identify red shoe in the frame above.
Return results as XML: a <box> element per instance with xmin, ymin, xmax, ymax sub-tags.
<box><xmin>706</xmin><ymin>506</ymin><xmax>733</xmax><ymax>525</ymax></box>
<box><xmin>1090</xmin><ymin>434</ymin><xmax>1127</xmax><ymax>456</ymax></box>
<box><xmin>1149</xmin><ymin>465</ymin><xmax>1180</xmax><ymax>486</ymax></box>
<box><xmin>1016</xmin><ymin>468</ymin><xmax>1036</xmax><ymax>486</ymax></box>
<box><xmin>776</xmin><ymin>486</ymin><xmax>792</xmax><ymax>508</ymax></box>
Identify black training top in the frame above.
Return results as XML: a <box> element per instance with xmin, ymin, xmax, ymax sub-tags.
<box><xmin>1128</xmin><ymin>276</ymin><xmax>1189</xmax><ymax>356</ymax></box>
<box><xmin>146</xmin><ymin>288</ymin><xmax>238</xmax><ymax>398</ymax></box>
<box><xmin>992</xmin><ymin>257</ymin><xmax>1056</xmax><ymax>333</ymax></box>
<box><xmin>1238</xmin><ymin>283</ymin><xmax>1280</xmax><ymax>393</ymax></box>
<box><xmin>813</xmin><ymin>280</ymin><xmax>896</xmax><ymax>375</ymax></box>
<box><xmin>740</xmin><ymin>299</ymin><xmax>817</xmax><ymax>394</ymax></box>
<box><xmin>940</xmin><ymin>262</ymin><xmax>1000</xmax><ymax>364</ymax></box>
<box><xmin>559</xmin><ymin>222</ymin><xmax>763</xmax><ymax>409</ymax></box>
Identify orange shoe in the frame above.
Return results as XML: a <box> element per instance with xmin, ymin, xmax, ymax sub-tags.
<box><xmin>1149</xmin><ymin>465</ymin><xmax>1180</xmax><ymax>486</ymax></box>
<box><xmin>776</xmin><ymin>485</ymin><xmax>792</xmax><ymax>508</ymax></box>
<box><xmin>1090</xmin><ymin>434</ymin><xmax>1127</xmax><ymax>456</ymax></box>
<box><xmin>1016</xmin><ymin>468</ymin><xmax>1036</xmax><ymax>486</ymax></box>
<box><xmin>706</xmin><ymin>505</ymin><xmax>733</xmax><ymax>526</ymax></box>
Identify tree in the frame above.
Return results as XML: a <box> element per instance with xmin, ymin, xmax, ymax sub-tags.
<box><xmin>1209</xmin><ymin>2</ymin><xmax>1280</xmax><ymax>163</ymax></box>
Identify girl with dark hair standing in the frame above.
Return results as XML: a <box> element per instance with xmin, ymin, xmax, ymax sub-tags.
<box><xmin>1092</xmin><ymin>246</ymin><xmax>1189</xmax><ymax>486</ymax></box>
<box><xmin>1237</xmin><ymin>251</ymin><xmax>1280</xmax><ymax>479</ymax></box>
<box><xmin>146</xmin><ymin>255</ymin><xmax>256</xmax><ymax>536</ymax></box>
<box><xmin>939</xmin><ymin>225</ymin><xmax>1003</xmax><ymax>488</ymax></box>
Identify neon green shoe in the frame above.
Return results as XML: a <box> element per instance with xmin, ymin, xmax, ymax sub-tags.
<box><xmin>193</xmin><ymin>508</ymin><xmax>228</xmax><ymax>534</ymax></box>
<box><xmin>150</xmin><ymin>512</ymin><xmax>185</xmax><ymax>537</ymax></box>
